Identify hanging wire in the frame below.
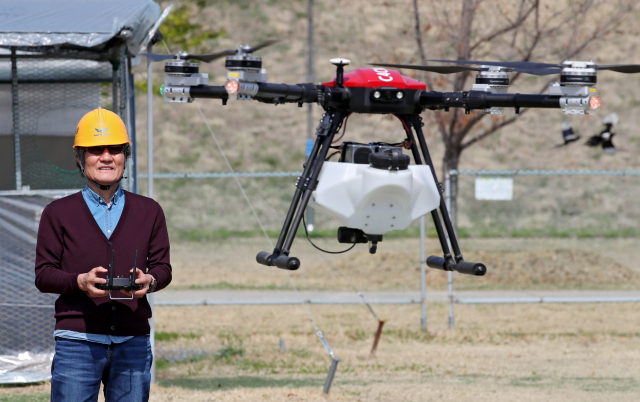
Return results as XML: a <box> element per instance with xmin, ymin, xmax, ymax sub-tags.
<box><xmin>302</xmin><ymin>214</ymin><xmax>355</xmax><ymax>254</ymax></box>
<box><xmin>194</xmin><ymin>103</ymin><xmax>335</xmax><ymax>357</ymax></box>
<box><xmin>161</xmin><ymin>35</ymin><xmax>335</xmax><ymax>357</ymax></box>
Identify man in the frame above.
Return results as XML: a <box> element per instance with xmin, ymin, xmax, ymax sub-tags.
<box><xmin>35</xmin><ymin>108</ymin><xmax>172</xmax><ymax>401</ymax></box>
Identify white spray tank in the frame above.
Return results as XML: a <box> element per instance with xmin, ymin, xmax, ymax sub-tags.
<box><xmin>307</xmin><ymin>145</ymin><xmax>441</xmax><ymax>235</ymax></box>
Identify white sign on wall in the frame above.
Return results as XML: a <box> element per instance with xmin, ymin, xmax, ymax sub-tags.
<box><xmin>475</xmin><ymin>177</ymin><xmax>514</xmax><ymax>200</ymax></box>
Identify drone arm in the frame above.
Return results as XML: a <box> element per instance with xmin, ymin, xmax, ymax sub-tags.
<box><xmin>187</xmin><ymin>83</ymin><xmax>319</xmax><ymax>104</ymax></box>
<box><xmin>254</xmin><ymin>82</ymin><xmax>319</xmax><ymax>103</ymax></box>
<box><xmin>474</xmin><ymin>92</ymin><xmax>561</xmax><ymax>109</ymax></box>
<box><xmin>189</xmin><ymin>85</ymin><xmax>229</xmax><ymax>99</ymax></box>
<box><xmin>419</xmin><ymin>90</ymin><xmax>562</xmax><ymax>111</ymax></box>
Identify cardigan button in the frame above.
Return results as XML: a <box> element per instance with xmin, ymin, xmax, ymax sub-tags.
<box><xmin>111</xmin><ymin>326</ymin><xmax>116</xmax><ymax>331</ymax></box>
<box><xmin>108</xmin><ymin>241</ymin><xmax>112</xmax><ymax>246</ymax></box>
<box><xmin>112</xmin><ymin>306</ymin><xmax>116</xmax><ymax>311</ymax></box>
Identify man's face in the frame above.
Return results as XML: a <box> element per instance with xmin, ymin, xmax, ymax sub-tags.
<box><xmin>81</xmin><ymin>145</ymin><xmax>126</xmax><ymax>186</ymax></box>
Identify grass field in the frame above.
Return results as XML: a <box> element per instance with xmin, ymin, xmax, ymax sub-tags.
<box><xmin>3</xmin><ymin>302</ymin><xmax>639</xmax><ymax>401</ymax></box>
<box><xmin>2</xmin><ymin>236</ymin><xmax>639</xmax><ymax>401</ymax></box>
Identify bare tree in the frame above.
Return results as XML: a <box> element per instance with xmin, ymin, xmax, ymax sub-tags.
<box><xmin>412</xmin><ymin>0</ymin><xmax>636</xmax><ymax>176</ymax></box>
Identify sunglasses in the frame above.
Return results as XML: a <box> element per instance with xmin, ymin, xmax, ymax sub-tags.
<box><xmin>86</xmin><ymin>145</ymin><xmax>125</xmax><ymax>155</ymax></box>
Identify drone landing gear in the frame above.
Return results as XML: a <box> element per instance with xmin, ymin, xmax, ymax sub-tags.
<box><xmin>256</xmin><ymin>110</ymin><xmax>349</xmax><ymax>270</ymax></box>
<box><xmin>256</xmin><ymin>111</ymin><xmax>486</xmax><ymax>276</ymax></box>
<box><xmin>400</xmin><ymin>114</ymin><xmax>486</xmax><ymax>276</ymax></box>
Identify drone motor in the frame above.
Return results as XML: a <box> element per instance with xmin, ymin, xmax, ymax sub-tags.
<box><xmin>471</xmin><ymin>66</ymin><xmax>510</xmax><ymax>115</ymax></box>
<box><xmin>548</xmin><ymin>61</ymin><xmax>599</xmax><ymax>115</ymax></box>
<box><xmin>162</xmin><ymin>53</ymin><xmax>210</xmax><ymax>103</ymax></box>
<box><xmin>224</xmin><ymin>45</ymin><xmax>269</xmax><ymax>100</ymax></box>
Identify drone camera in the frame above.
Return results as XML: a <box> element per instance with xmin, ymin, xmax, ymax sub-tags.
<box><xmin>339</xmin><ymin>142</ymin><xmax>403</xmax><ymax>164</ymax></box>
<box><xmin>337</xmin><ymin>227</ymin><xmax>368</xmax><ymax>244</ymax></box>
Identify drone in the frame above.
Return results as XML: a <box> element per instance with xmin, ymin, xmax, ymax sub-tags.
<box><xmin>140</xmin><ymin>42</ymin><xmax>640</xmax><ymax>277</ymax></box>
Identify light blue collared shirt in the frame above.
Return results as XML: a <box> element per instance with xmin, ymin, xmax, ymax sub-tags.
<box><xmin>54</xmin><ymin>184</ymin><xmax>132</xmax><ymax>344</ymax></box>
<box><xmin>81</xmin><ymin>184</ymin><xmax>125</xmax><ymax>239</ymax></box>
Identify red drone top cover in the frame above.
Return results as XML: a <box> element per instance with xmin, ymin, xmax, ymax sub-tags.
<box><xmin>322</xmin><ymin>68</ymin><xmax>426</xmax><ymax>90</ymax></box>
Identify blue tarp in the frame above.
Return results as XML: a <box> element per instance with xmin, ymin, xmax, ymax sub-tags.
<box><xmin>0</xmin><ymin>0</ymin><xmax>160</xmax><ymax>52</ymax></box>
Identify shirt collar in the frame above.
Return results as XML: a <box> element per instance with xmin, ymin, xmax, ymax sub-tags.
<box><xmin>83</xmin><ymin>184</ymin><xmax>124</xmax><ymax>206</ymax></box>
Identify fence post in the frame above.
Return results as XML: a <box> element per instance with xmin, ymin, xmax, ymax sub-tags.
<box><xmin>420</xmin><ymin>215</ymin><xmax>427</xmax><ymax>330</ymax></box>
<box><xmin>323</xmin><ymin>357</ymin><xmax>340</xmax><ymax>394</ymax></box>
<box><xmin>11</xmin><ymin>47</ymin><xmax>21</xmax><ymax>191</ymax></box>
<box><xmin>444</xmin><ymin>171</ymin><xmax>455</xmax><ymax>329</ymax></box>
<box><xmin>147</xmin><ymin>42</ymin><xmax>156</xmax><ymax>385</ymax></box>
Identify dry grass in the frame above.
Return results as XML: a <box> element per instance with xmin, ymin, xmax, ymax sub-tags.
<box><xmin>170</xmin><ymin>237</ymin><xmax>640</xmax><ymax>291</ymax></box>
<box><xmin>151</xmin><ymin>303</ymin><xmax>640</xmax><ymax>400</ymax></box>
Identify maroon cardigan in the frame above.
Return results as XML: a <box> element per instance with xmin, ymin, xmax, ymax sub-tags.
<box><xmin>35</xmin><ymin>191</ymin><xmax>172</xmax><ymax>336</ymax></box>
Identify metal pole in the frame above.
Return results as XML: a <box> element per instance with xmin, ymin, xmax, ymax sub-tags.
<box><xmin>322</xmin><ymin>357</ymin><xmax>340</xmax><ymax>394</ymax></box>
<box><xmin>451</xmin><ymin>171</ymin><xmax>458</xmax><ymax>235</ymax></box>
<box><xmin>420</xmin><ymin>215</ymin><xmax>427</xmax><ymax>330</ymax></box>
<box><xmin>123</xmin><ymin>53</ymin><xmax>133</xmax><ymax>192</ymax></box>
<box><xmin>112</xmin><ymin>59</ymin><xmax>118</xmax><ymax>118</ymax></box>
<box><xmin>305</xmin><ymin>0</ymin><xmax>315</xmax><ymax>231</ymax></box>
<box><xmin>129</xmin><ymin>69</ymin><xmax>138</xmax><ymax>194</ymax></box>
<box><xmin>10</xmin><ymin>47</ymin><xmax>21</xmax><ymax>191</ymax></box>
<box><xmin>147</xmin><ymin>42</ymin><xmax>156</xmax><ymax>384</ymax></box>
<box><xmin>445</xmin><ymin>171</ymin><xmax>455</xmax><ymax>329</ymax></box>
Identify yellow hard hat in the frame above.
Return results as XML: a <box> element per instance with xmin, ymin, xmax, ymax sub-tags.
<box><xmin>74</xmin><ymin>108</ymin><xmax>130</xmax><ymax>148</ymax></box>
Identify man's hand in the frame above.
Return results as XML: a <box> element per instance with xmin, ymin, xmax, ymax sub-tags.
<box><xmin>121</xmin><ymin>268</ymin><xmax>154</xmax><ymax>298</ymax></box>
<box><xmin>77</xmin><ymin>267</ymin><xmax>109</xmax><ymax>298</ymax></box>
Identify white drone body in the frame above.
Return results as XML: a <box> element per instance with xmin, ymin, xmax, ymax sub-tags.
<box><xmin>308</xmin><ymin>162</ymin><xmax>441</xmax><ymax>235</ymax></box>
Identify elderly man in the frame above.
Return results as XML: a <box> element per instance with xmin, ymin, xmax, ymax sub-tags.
<box><xmin>35</xmin><ymin>108</ymin><xmax>172</xmax><ymax>401</ymax></box>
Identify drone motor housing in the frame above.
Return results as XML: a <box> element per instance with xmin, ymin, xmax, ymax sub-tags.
<box><xmin>548</xmin><ymin>61</ymin><xmax>598</xmax><ymax>115</ymax></box>
<box><xmin>224</xmin><ymin>50</ymin><xmax>268</xmax><ymax>100</ymax></box>
<box><xmin>162</xmin><ymin>59</ymin><xmax>209</xmax><ymax>103</ymax></box>
<box><xmin>471</xmin><ymin>66</ymin><xmax>509</xmax><ymax>115</ymax></box>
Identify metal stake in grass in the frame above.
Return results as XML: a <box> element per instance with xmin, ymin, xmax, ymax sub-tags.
<box><xmin>279</xmin><ymin>338</ymin><xmax>285</xmax><ymax>353</ymax></box>
<box><xmin>322</xmin><ymin>356</ymin><xmax>341</xmax><ymax>394</ymax></box>
<box><xmin>370</xmin><ymin>320</ymin><xmax>385</xmax><ymax>355</ymax></box>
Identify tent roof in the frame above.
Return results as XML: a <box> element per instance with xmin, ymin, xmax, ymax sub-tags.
<box><xmin>0</xmin><ymin>0</ymin><xmax>160</xmax><ymax>53</ymax></box>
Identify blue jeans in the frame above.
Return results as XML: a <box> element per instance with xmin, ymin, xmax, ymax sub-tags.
<box><xmin>51</xmin><ymin>336</ymin><xmax>152</xmax><ymax>402</ymax></box>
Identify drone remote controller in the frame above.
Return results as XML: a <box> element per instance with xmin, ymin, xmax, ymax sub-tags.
<box><xmin>96</xmin><ymin>250</ymin><xmax>142</xmax><ymax>293</ymax></box>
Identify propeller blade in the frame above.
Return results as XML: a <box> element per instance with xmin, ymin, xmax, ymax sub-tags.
<box><xmin>138</xmin><ymin>53</ymin><xmax>176</xmax><ymax>62</ymax></box>
<box><xmin>597</xmin><ymin>64</ymin><xmax>640</xmax><ymax>73</ymax></box>
<box><xmin>246</xmin><ymin>39</ymin><xmax>279</xmax><ymax>53</ymax></box>
<box><xmin>429</xmin><ymin>59</ymin><xmax>561</xmax><ymax>70</ymax></box>
<box><xmin>511</xmin><ymin>67</ymin><xmax>562</xmax><ymax>76</ymax></box>
<box><xmin>185</xmin><ymin>50</ymin><xmax>236</xmax><ymax>63</ymax></box>
<box><xmin>369</xmin><ymin>63</ymin><xmax>481</xmax><ymax>74</ymax></box>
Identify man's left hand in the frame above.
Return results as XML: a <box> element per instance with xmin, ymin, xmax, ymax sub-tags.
<box><xmin>121</xmin><ymin>268</ymin><xmax>153</xmax><ymax>298</ymax></box>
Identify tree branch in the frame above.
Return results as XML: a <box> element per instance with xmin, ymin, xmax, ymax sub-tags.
<box><xmin>469</xmin><ymin>0</ymin><xmax>537</xmax><ymax>53</ymax></box>
<box><xmin>413</xmin><ymin>0</ymin><xmax>433</xmax><ymax>91</ymax></box>
<box><xmin>461</xmin><ymin>110</ymin><xmax>529</xmax><ymax>149</ymax></box>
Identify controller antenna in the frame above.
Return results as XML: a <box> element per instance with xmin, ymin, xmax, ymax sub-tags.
<box><xmin>330</xmin><ymin>58</ymin><xmax>350</xmax><ymax>87</ymax></box>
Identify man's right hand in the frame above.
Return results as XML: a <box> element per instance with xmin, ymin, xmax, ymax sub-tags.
<box><xmin>77</xmin><ymin>267</ymin><xmax>109</xmax><ymax>298</ymax></box>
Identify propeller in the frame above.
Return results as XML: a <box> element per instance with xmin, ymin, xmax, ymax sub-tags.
<box><xmin>139</xmin><ymin>39</ymin><xmax>279</xmax><ymax>63</ymax></box>
<box><xmin>370</xmin><ymin>63</ymin><xmax>483</xmax><ymax>74</ymax></box>
<box><xmin>369</xmin><ymin>62</ymin><xmax>561</xmax><ymax>76</ymax></box>
<box><xmin>429</xmin><ymin>59</ymin><xmax>640</xmax><ymax>75</ymax></box>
